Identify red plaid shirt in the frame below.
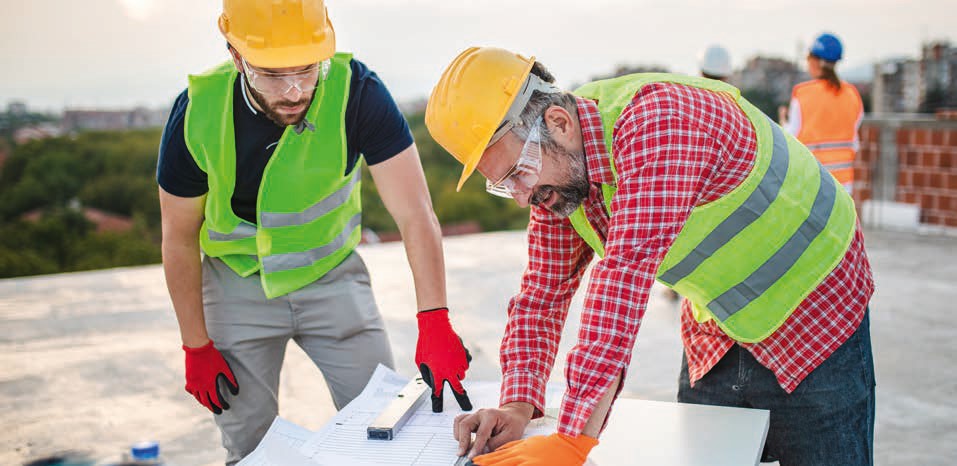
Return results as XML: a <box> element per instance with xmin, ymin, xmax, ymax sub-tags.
<box><xmin>499</xmin><ymin>83</ymin><xmax>874</xmax><ymax>436</ymax></box>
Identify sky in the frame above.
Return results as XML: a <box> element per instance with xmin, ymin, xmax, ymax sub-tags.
<box><xmin>1</xmin><ymin>0</ymin><xmax>955</xmax><ymax>111</ymax></box>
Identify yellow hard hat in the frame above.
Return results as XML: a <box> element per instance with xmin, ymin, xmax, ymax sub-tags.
<box><xmin>426</xmin><ymin>47</ymin><xmax>539</xmax><ymax>191</ymax></box>
<box><xmin>218</xmin><ymin>0</ymin><xmax>336</xmax><ymax>68</ymax></box>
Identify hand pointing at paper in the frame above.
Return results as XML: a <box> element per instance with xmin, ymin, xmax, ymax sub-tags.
<box><xmin>453</xmin><ymin>402</ymin><xmax>534</xmax><ymax>459</ymax></box>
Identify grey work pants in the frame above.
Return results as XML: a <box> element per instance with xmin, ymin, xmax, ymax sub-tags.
<box><xmin>202</xmin><ymin>252</ymin><xmax>395</xmax><ymax>465</ymax></box>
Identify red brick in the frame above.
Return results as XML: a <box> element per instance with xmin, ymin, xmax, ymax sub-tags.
<box><xmin>897</xmin><ymin>129</ymin><xmax>911</xmax><ymax>145</ymax></box>
<box><xmin>921</xmin><ymin>193</ymin><xmax>936</xmax><ymax>209</ymax></box>
<box><xmin>854</xmin><ymin>167</ymin><xmax>867</xmax><ymax>183</ymax></box>
<box><xmin>932</xmin><ymin>129</ymin><xmax>946</xmax><ymax>146</ymax></box>
<box><xmin>915</xmin><ymin>129</ymin><xmax>930</xmax><ymax>145</ymax></box>
<box><xmin>949</xmin><ymin>174</ymin><xmax>957</xmax><ymax>189</ymax></box>
<box><xmin>923</xmin><ymin>212</ymin><xmax>939</xmax><ymax>224</ymax></box>
<box><xmin>930</xmin><ymin>173</ymin><xmax>945</xmax><ymax>189</ymax></box>
<box><xmin>920</xmin><ymin>151</ymin><xmax>940</xmax><ymax>168</ymax></box>
<box><xmin>945</xmin><ymin>216</ymin><xmax>957</xmax><ymax>228</ymax></box>
<box><xmin>950</xmin><ymin>130</ymin><xmax>957</xmax><ymax>146</ymax></box>
<box><xmin>913</xmin><ymin>171</ymin><xmax>929</xmax><ymax>187</ymax></box>
<box><xmin>898</xmin><ymin>169</ymin><xmax>914</xmax><ymax>188</ymax></box>
<box><xmin>856</xmin><ymin>187</ymin><xmax>871</xmax><ymax>202</ymax></box>
<box><xmin>858</xmin><ymin>148</ymin><xmax>871</xmax><ymax>163</ymax></box>
<box><xmin>899</xmin><ymin>190</ymin><xmax>917</xmax><ymax>204</ymax></box>
<box><xmin>901</xmin><ymin>150</ymin><xmax>918</xmax><ymax>167</ymax></box>
<box><xmin>940</xmin><ymin>195</ymin><xmax>957</xmax><ymax>212</ymax></box>
<box><xmin>941</xmin><ymin>152</ymin><xmax>955</xmax><ymax>170</ymax></box>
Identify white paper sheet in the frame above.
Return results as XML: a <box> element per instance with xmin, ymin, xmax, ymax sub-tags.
<box><xmin>239</xmin><ymin>365</ymin><xmax>567</xmax><ymax>466</ymax></box>
<box><xmin>237</xmin><ymin>416</ymin><xmax>316</xmax><ymax>465</ymax></box>
<box><xmin>297</xmin><ymin>365</ymin><xmax>564</xmax><ymax>466</ymax></box>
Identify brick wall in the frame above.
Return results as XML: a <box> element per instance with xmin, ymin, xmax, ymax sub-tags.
<box><xmin>855</xmin><ymin>116</ymin><xmax>957</xmax><ymax>228</ymax></box>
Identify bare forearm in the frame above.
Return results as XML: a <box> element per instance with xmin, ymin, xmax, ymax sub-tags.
<box><xmin>398</xmin><ymin>212</ymin><xmax>447</xmax><ymax>310</ymax></box>
<box><xmin>162</xmin><ymin>240</ymin><xmax>208</xmax><ymax>347</ymax></box>
<box><xmin>581</xmin><ymin>373</ymin><xmax>621</xmax><ymax>438</ymax></box>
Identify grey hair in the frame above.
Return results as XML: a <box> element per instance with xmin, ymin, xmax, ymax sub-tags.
<box><xmin>512</xmin><ymin>62</ymin><xmax>579</xmax><ymax>153</ymax></box>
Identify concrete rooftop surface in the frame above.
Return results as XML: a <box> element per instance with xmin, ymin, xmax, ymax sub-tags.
<box><xmin>1</xmin><ymin>229</ymin><xmax>955</xmax><ymax>465</ymax></box>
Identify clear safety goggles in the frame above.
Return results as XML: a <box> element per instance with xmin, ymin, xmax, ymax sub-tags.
<box><xmin>485</xmin><ymin>119</ymin><xmax>543</xmax><ymax>198</ymax></box>
<box><xmin>241</xmin><ymin>58</ymin><xmax>331</xmax><ymax>97</ymax></box>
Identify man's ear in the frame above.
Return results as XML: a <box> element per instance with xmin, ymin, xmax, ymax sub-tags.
<box><xmin>543</xmin><ymin>105</ymin><xmax>574</xmax><ymax>140</ymax></box>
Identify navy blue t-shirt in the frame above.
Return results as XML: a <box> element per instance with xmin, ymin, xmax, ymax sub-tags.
<box><xmin>156</xmin><ymin>58</ymin><xmax>413</xmax><ymax>223</ymax></box>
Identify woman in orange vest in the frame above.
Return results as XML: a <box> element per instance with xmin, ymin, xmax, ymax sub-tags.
<box><xmin>779</xmin><ymin>33</ymin><xmax>864</xmax><ymax>193</ymax></box>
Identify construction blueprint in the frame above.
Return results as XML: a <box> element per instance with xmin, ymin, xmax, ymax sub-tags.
<box><xmin>238</xmin><ymin>364</ymin><xmax>564</xmax><ymax>466</ymax></box>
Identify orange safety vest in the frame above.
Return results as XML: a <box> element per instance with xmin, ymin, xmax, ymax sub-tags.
<box><xmin>792</xmin><ymin>79</ymin><xmax>863</xmax><ymax>191</ymax></box>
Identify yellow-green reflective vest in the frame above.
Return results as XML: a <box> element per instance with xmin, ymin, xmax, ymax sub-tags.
<box><xmin>184</xmin><ymin>54</ymin><xmax>361</xmax><ymax>299</ymax></box>
<box><xmin>569</xmin><ymin>74</ymin><xmax>856</xmax><ymax>342</ymax></box>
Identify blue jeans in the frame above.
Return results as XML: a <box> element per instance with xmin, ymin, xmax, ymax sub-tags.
<box><xmin>678</xmin><ymin>311</ymin><xmax>875</xmax><ymax>466</ymax></box>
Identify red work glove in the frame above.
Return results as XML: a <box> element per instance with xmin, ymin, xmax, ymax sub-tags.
<box><xmin>183</xmin><ymin>340</ymin><xmax>239</xmax><ymax>415</ymax></box>
<box><xmin>471</xmin><ymin>433</ymin><xmax>599</xmax><ymax>466</ymax></box>
<box><xmin>416</xmin><ymin>307</ymin><xmax>472</xmax><ymax>412</ymax></box>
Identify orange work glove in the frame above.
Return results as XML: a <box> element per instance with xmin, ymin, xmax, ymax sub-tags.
<box><xmin>471</xmin><ymin>433</ymin><xmax>598</xmax><ymax>466</ymax></box>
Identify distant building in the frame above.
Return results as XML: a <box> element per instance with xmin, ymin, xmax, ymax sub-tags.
<box><xmin>873</xmin><ymin>58</ymin><xmax>922</xmax><ymax>114</ymax></box>
<box><xmin>920</xmin><ymin>41</ymin><xmax>957</xmax><ymax>112</ymax></box>
<box><xmin>730</xmin><ymin>56</ymin><xmax>808</xmax><ymax>105</ymax></box>
<box><xmin>873</xmin><ymin>41</ymin><xmax>957</xmax><ymax>114</ymax></box>
<box><xmin>7</xmin><ymin>101</ymin><xmax>28</xmax><ymax>116</ymax></box>
<box><xmin>13</xmin><ymin>123</ymin><xmax>63</xmax><ymax>144</ymax></box>
<box><xmin>21</xmin><ymin>207</ymin><xmax>134</xmax><ymax>234</ymax></box>
<box><xmin>61</xmin><ymin>106</ymin><xmax>170</xmax><ymax>133</ymax></box>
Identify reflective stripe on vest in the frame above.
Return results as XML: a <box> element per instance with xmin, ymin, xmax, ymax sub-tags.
<box><xmin>708</xmin><ymin>159</ymin><xmax>837</xmax><ymax>320</ymax></box>
<box><xmin>804</xmin><ymin>141</ymin><xmax>856</xmax><ymax>151</ymax></box>
<box><xmin>262</xmin><ymin>213</ymin><xmax>362</xmax><ymax>274</ymax></box>
<box><xmin>208</xmin><ymin>221</ymin><xmax>257</xmax><ymax>242</ymax></box>
<box><xmin>206</xmin><ymin>169</ymin><xmax>359</xmax><ymax>241</ymax></box>
<box><xmin>185</xmin><ymin>54</ymin><xmax>361</xmax><ymax>299</ymax></box>
<box><xmin>259</xmin><ymin>169</ymin><xmax>360</xmax><ymax>228</ymax></box>
<box><xmin>571</xmin><ymin>73</ymin><xmax>857</xmax><ymax>342</ymax></box>
<box><xmin>657</xmin><ymin>121</ymin><xmax>790</xmax><ymax>287</ymax></box>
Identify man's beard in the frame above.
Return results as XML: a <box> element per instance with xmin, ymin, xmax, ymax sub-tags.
<box><xmin>247</xmin><ymin>84</ymin><xmax>312</xmax><ymax>127</ymax></box>
<box><xmin>529</xmin><ymin>145</ymin><xmax>590</xmax><ymax>218</ymax></box>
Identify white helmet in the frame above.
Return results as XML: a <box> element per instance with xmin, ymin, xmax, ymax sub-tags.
<box><xmin>698</xmin><ymin>44</ymin><xmax>732</xmax><ymax>78</ymax></box>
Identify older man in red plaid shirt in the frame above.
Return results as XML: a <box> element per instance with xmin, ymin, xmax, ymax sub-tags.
<box><xmin>426</xmin><ymin>47</ymin><xmax>875</xmax><ymax>466</ymax></box>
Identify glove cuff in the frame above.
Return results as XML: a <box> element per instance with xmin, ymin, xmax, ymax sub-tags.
<box><xmin>417</xmin><ymin>308</ymin><xmax>450</xmax><ymax>325</ymax></box>
<box><xmin>182</xmin><ymin>339</ymin><xmax>215</xmax><ymax>354</ymax></box>
<box><xmin>557</xmin><ymin>433</ymin><xmax>600</xmax><ymax>453</ymax></box>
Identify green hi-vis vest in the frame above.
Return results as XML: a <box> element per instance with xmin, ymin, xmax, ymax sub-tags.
<box><xmin>184</xmin><ymin>53</ymin><xmax>361</xmax><ymax>299</ymax></box>
<box><xmin>570</xmin><ymin>74</ymin><xmax>857</xmax><ymax>342</ymax></box>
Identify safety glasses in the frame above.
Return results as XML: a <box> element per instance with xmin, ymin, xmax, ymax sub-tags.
<box><xmin>241</xmin><ymin>58</ymin><xmax>331</xmax><ymax>97</ymax></box>
<box><xmin>485</xmin><ymin>119</ymin><xmax>543</xmax><ymax>198</ymax></box>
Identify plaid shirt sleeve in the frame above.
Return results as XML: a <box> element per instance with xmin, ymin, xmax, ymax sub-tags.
<box><xmin>557</xmin><ymin>92</ymin><xmax>726</xmax><ymax>435</ymax></box>
<box><xmin>499</xmin><ymin>203</ymin><xmax>594</xmax><ymax>417</ymax></box>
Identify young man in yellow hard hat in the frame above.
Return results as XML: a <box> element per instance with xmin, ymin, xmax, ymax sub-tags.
<box><xmin>157</xmin><ymin>1</ymin><xmax>471</xmax><ymax>462</ymax></box>
<box><xmin>427</xmin><ymin>47</ymin><xmax>874</xmax><ymax>466</ymax></box>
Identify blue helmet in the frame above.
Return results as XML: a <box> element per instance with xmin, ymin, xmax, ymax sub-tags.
<box><xmin>809</xmin><ymin>33</ymin><xmax>843</xmax><ymax>62</ymax></box>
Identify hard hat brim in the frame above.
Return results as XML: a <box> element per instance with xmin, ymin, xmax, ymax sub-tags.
<box><xmin>455</xmin><ymin>145</ymin><xmax>484</xmax><ymax>192</ymax></box>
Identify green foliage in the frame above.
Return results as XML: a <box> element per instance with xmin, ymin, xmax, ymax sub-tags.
<box><xmin>359</xmin><ymin>112</ymin><xmax>530</xmax><ymax>234</ymax></box>
<box><xmin>0</xmin><ymin>130</ymin><xmax>163</xmax><ymax>277</ymax></box>
<box><xmin>0</xmin><ymin>111</ymin><xmax>529</xmax><ymax>278</ymax></box>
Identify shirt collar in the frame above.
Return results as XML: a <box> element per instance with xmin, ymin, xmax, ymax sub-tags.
<box><xmin>575</xmin><ymin>96</ymin><xmax>616</xmax><ymax>186</ymax></box>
